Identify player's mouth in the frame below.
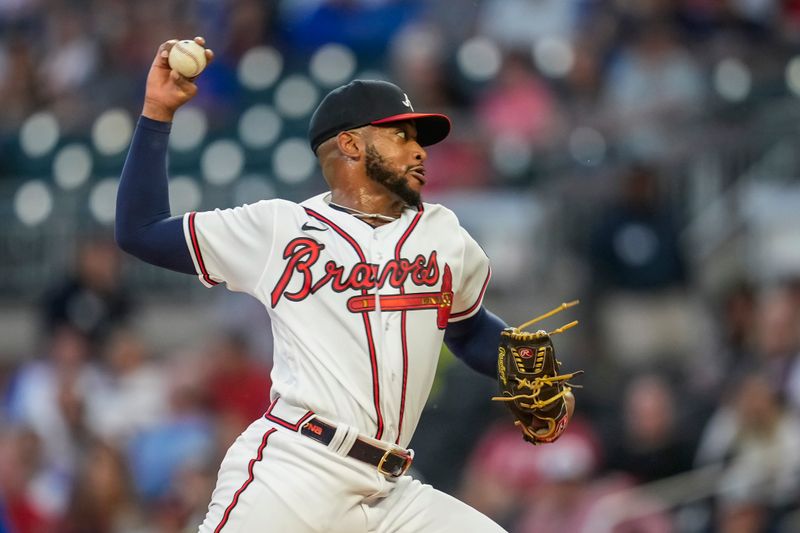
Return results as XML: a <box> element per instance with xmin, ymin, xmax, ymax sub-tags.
<box><xmin>408</xmin><ymin>166</ymin><xmax>426</xmax><ymax>185</ymax></box>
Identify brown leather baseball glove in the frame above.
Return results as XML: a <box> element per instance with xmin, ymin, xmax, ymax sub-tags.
<box><xmin>493</xmin><ymin>301</ymin><xmax>583</xmax><ymax>445</ymax></box>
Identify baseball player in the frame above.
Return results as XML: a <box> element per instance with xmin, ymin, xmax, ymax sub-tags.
<box><xmin>116</xmin><ymin>38</ymin><xmax>566</xmax><ymax>532</ymax></box>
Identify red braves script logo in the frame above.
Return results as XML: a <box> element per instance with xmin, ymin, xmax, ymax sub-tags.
<box><xmin>518</xmin><ymin>347</ymin><xmax>534</xmax><ymax>359</ymax></box>
<box><xmin>271</xmin><ymin>238</ymin><xmax>441</xmax><ymax>307</ymax></box>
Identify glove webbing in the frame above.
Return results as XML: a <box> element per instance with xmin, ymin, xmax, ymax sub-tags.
<box><xmin>491</xmin><ymin>371</ymin><xmax>582</xmax><ymax>408</ymax></box>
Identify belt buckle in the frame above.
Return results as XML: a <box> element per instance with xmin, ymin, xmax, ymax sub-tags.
<box><xmin>377</xmin><ymin>448</ymin><xmax>414</xmax><ymax>478</ymax></box>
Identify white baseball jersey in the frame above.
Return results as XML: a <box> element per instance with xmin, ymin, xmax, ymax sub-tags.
<box><xmin>183</xmin><ymin>192</ymin><xmax>490</xmax><ymax>447</ymax></box>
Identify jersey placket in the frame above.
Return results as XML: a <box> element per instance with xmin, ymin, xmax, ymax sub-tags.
<box><xmin>370</xmin><ymin>228</ymin><xmax>404</xmax><ymax>443</ymax></box>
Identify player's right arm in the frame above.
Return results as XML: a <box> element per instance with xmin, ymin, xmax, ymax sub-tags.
<box><xmin>115</xmin><ymin>39</ymin><xmax>214</xmax><ymax>274</ymax></box>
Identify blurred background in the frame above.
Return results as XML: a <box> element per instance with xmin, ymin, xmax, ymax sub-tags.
<box><xmin>1</xmin><ymin>0</ymin><xmax>800</xmax><ymax>531</ymax></box>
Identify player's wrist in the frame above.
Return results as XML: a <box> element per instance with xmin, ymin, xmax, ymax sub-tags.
<box><xmin>142</xmin><ymin>100</ymin><xmax>175</xmax><ymax>123</ymax></box>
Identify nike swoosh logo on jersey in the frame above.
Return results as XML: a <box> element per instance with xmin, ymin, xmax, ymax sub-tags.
<box><xmin>301</xmin><ymin>222</ymin><xmax>329</xmax><ymax>232</ymax></box>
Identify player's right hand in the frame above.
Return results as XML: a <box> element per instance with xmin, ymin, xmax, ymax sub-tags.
<box><xmin>142</xmin><ymin>37</ymin><xmax>214</xmax><ymax>123</ymax></box>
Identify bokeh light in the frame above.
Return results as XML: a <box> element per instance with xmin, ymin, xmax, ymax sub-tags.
<box><xmin>272</xmin><ymin>138</ymin><xmax>315</xmax><ymax>184</ymax></box>
<box><xmin>238</xmin><ymin>105</ymin><xmax>282</xmax><ymax>149</ymax></box>
<box><xmin>92</xmin><ymin>108</ymin><xmax>133</xmax><ymax>156</ymax></box>
<box><xmin>491</xmin><ymin>136</ymin><xmax>533</xmax><ymax>177</ymax></box>
<box><xmin>169</xmin><ymin>176</ymin><xmax>203</xmax><ymax>214</ymax></box>
<box><xmin>88</xmin><ymin>178</ymin><xmax>118</xmax><ymax>224</ymax></box>
<box><xmin>456</xmin><ymin>37</ymin><xmax>502</xmax><ymax>82</ymax></box>
<box><xmin>201</xmin><ymin>140</ymin><xmax>245</xmax><ymax>185</ymax></box>
<box><xmin>568</xmin><ymin>126</ymin><xmax>606</xmax><ymax>166</ymax></box>
<box><xmin>170</xmin><ymin>107</ymin><xmax>208</xmax><ymax>152</ymax></box>
<box><xmin>238</xmin><ymin>46</ymin><xmax>283</xmax><ymax>91</ymax></box>
<box><xmin>785</xmin><ymin>56</ymin><xmax>800</xmax><ymax>97</ymax></box>
<box><xmin>13</xmin><ymin>180</ymin><xmax>53</xmax><ymax>226</ymax></box>
<box><xmin>53</xmin><ymin>144</ymin><xmax>93</xmax><ymax>190</ymax></box>
<box><xmin>714</xmin><ymin>58</ymin><xmax>751</xmax><ymax>102</ymax></box>
<box><xmin>234</xmin><ymin>174</ymin><xmax>275</xmax><ymax>206</ymax></box>
<box><xmin>274</xmin><ymin>75</ymin><xmax>319</xmax><ymax>119</ymax></box>
<box><xmin>310</xmin><ymin>44</ymin><xmax>357</xmax><ymax>87</ymax></box>
<box><xmin>20</xmin><ymin>112</ymin><xmax>59</xmax><ymax>158</ymax></box>
<box><xmin>533</xmin><ymin>37</ymin><xmax>574</xmax><ymax>78</ymax></box>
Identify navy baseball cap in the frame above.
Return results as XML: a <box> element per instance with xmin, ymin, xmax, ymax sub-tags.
<box><xmin>308</xmin><ymin>80</ymin><xmax>451</xmax><ymax>152</ymax></box>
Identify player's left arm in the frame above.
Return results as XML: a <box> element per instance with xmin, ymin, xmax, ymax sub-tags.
<box><xmin>443</xmin><ymin>225</ymin><xmax>504</xmax><ymax>378</ymax></box>
<box><xmin>444</xmin><ymin>307</ymin><xmax>507</xmax><ymax>378</ymax></box>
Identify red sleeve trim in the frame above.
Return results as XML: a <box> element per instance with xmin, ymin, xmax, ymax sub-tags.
<box><xmin>450</xmin><ymin>267</ymin><xmax>491</xmax><ymax>320</ymax></box>
<box><xmin>188</xmin><ymin>211</ymin><xmax>219</xmax><ymax>286</ymax></box>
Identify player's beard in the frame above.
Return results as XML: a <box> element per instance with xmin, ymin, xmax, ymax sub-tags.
<box><xmin>365</xmin><ymin>144</ymin><xmax>421</xmax><ymax>206</ymax></box>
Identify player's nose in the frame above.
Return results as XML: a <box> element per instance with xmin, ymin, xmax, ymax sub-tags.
<box><xmin>412</xmin><ymin>141</ymin><xmax>427</xmax><ymax>162</ymax></box>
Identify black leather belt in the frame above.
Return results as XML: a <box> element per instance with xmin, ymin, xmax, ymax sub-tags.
<box><xmin>299</xmin><ymin>418</ymin><xmax>413</xmax><ymax>478</ymax></box>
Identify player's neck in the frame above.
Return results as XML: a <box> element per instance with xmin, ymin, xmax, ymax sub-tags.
<box><xmin>327</xmin><ymin>189</ymin><xmax>407</xmax><ymax>227</ymax></box>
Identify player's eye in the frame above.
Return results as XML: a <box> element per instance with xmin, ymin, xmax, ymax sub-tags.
<box><xmin>396</xmin><ymin>130</ymin><xmax>407</xmax><ymax>139</ymax></box>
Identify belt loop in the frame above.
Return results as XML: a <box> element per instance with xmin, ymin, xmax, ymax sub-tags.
<box><xmin>331</xmin><ymin>424</ymin><xmax>358</xmax><ymax>457</ymax></box>
<box><xmin>325</xmin><ymin>420</ymin><xmax>346</xmax><ymax>454</ymax></box>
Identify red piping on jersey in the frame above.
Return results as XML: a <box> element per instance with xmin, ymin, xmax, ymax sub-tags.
<box><xmin>450</xmin><ymin>267</ymin><xmax>492</xmax><ymax>319</ymax></box>
<box><xmin>214</xmin><ymin>427</ymin><xmax>276</xmax><ymax>532</ymax></box>
<box><xmin>304</xmin><ymin>207</ymin><xmax>385</xmax><ymax>440</ymax></box>
<box><xmin>393</xmin><ymin>207</ymin><xmax>423</xmax><ymax>444</ymax></box>
<box><xmin>188</xmin><ymin>212</ymin><xmax>219</xmax><ymax>286</ymax></box>
<box><xmin>264</xmin><ymin>397</ymin><xmax>315</xmax><ymax>431</ymax></box>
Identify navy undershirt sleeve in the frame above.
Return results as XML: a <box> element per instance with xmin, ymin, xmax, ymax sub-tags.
<box><xmin>444</xmin><ymin>307</ymin><xmax>507</xmax><ymax>378</ymax></box>
<box><xmin>115</xmin><ymin>116</ymin><xmax>195</xmax><ymax>274</ymax></box>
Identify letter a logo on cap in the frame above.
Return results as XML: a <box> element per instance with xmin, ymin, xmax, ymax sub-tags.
<box><xmin>402</xmin><ymin>93</ymin><xmax>414</xmax><ymax>111</ymax></box>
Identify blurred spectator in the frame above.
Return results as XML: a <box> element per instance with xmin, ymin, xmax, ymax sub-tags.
<box><xmin>605</xmin><ymin>373</ymin><xmax>696</xmax><ymax>483</ymax></box>
<box><xmin>163</xmin><ymin>460</ymin><xmax>217</xmax><ymax>532</ymax></box>
<box><xmin>754</xmin><ymin>286</ymin><xmax>800</xmax><ymax>410</ymax></box>
<box><xmin>459</xmin><ymin>417</ymin><xmax>602</xmax><ymax>530</ymax></box>
<box><xmin>127</xmin><ymin>352</ymin><xmax>214</xmax><ymax>502</ymax></box>
<box><xmin>277</xmin><ymin>0</ymin><xmax>421</xmax><ymax>58</ymax></box>
<box><xmin>40</xmin><ymin>5</ymin><xmax>97</xmax><ymax>91</ymax></box>
<box><xmin>204</xmin><ymin>332</ymin><xmax>271</xmax><ymax>444</ymax></box>
<box><xmin>695</xmin><ymin>372</ymin><xmax>800</xmax><ymax>533</ymax></box>
<box><xmin>477</xmin><ymin>0</ymin><xmax>580</xmax><ymax>48</ymax></box>
<box><xmin>476</xmin><ymin>52</ymin><xmax>564</xmax><ymax>152</ymax></box>
<box><xmin>0</xmin><ymin>428</ymin><xmax>57</xmax><ymax>533</ymax></box>
<box><xmin>89</xmin><ymin>329</ymin><xmax>168</xmax><ymax>444</ymax></box>
<box><xmin>560</xmin><ymin>35</ymin><xmax>606</xmax><ymax>125</ymax></box>
<box><xmin>590</xmin><ymin>164</ymin><xmax>686</xmax><ymax>292</ymax></box>
<box><xmin>590</xmin><ymin>164</ymin><xmax>703</xmax><ymax>366</ymax></box>
<box><xmin>42</xmin><ymin>238</ymin><xmax>132</xmax><ymax>349</ymax></box>
<box><xmin>4</xmin><ymin>325</ymin><xmax>106</xmax><ymax>500</ymax></box>
<box><xmin>461</xmin><ymin>415</ymin><xmax>672</xmax><ymax>532</ymax></box>
<box><xmin>728</xmin><ymin>0</ymin><xmax>779</xmax><ymax>35</ymax></box>
<box><xmin>60</xmin><ymin>439</ymin><xmax>144</xmax><ymax>533</ymax></box>
<box><xmin>602</xmin><ymin>21</ymin><xmax>705</xmax><ymax>158</ymax></box>
<box><xmin>720</xmin><ymin>281</ymin><xmax>758</xmax><ymax>365</ymax></box>
<box><xmin>389</xmin><ymin>22</ymin><xmax>454</xmax><ymax>111</ymax></box>
<box><xmin>0</xmin><ymin>36</ymin><xmax>42</xmax><ymax>134</ymax></box>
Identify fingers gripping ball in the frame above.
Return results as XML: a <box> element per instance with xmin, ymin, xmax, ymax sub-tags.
<box><xmin>168</xmin><ymin>40</ymin><xmax>207</xmax><ymax>78</ymax></box>
<box><xmin>493</xmin><ymin>301</ymin><xmax>584</xmax><ymax>445</ymax></box>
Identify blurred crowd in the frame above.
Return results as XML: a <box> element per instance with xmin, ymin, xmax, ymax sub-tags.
<box><xmin>2</xmin><ymin>0</ymin><xmax>800</xmax><ymax>532</ymax></box>
<box><xmin>3</xmin><ymin>0</ymin><xmax>800</xmax><ymax>178</ymax></box>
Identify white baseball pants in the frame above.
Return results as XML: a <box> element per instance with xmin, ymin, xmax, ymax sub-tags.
<box><xmin>197</xmin><ymin>414</ymin><xmax>506</xmax><ymax>532</ymax></box>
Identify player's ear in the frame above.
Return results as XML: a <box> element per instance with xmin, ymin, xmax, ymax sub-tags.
<box><xmin>336</xmin><ymin>130</ymin><xmax>363</xmax><ymax>160</ymax></box>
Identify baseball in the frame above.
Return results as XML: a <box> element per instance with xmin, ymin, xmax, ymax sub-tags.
<box><xmin>168</xmin><ymin>40</ymin><xmax>207</xmax><ymax>78</ymax></box>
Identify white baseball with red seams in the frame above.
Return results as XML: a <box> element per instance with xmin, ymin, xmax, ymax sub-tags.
<box><xmin>182</xmin><ymin>192</ymin><xmax>503</xmax><ymax>532</ymax></box>
<box><xmin>168</xmin><ymin>40</ymin><xmax>207</xmax><ymax>78</ymax></box>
